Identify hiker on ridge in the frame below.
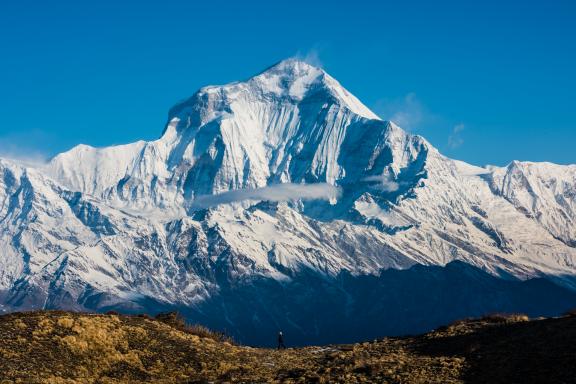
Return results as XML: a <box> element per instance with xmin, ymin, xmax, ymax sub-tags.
<box><xmin>277</xmin><ymin>331</ymin><xmax>286</xmax><ymax>350</ymax></box>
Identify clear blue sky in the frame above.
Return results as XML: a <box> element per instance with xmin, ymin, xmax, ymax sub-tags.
<box><xmin>1</xmin><ymin>0</ymin><xmax>574</xmax><ymax>166</ymax></box>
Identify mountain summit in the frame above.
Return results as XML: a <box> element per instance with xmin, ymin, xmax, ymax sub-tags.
<box><xmin>1</xmin><ymin>60</ymin><xmax>576</xmax><ymax>343</ymax></box>
<box><xmin>47</xmin><ymin>58</ymin><xmax>398</xmax><ymax>207</ymax></box>
<box><xmin>169</xmin><ymin>58</ymin><xmax>380</xmax><ymax>121</ymax></box>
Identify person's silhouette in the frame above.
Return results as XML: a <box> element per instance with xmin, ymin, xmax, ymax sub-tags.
<box><xmin>277</xmin><ymin>331</ymin><xmax>286</xmax><ymax>350</ymax></box>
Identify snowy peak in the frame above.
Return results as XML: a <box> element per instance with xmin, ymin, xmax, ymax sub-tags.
<box><xmin>166</xmin><ymin>58</ymin><xmax>380</xmax><ymax>134</ymax></box>
<box><xmin>251</xmin><ymin>58</ymin><xmax>327</xmax><ymax>100</ymax></box>
<box><xmin>249</xmin><ymin>59</ymin><xmax>381</xmax><ymax>120</ymax></box>
<box><xmin>47</xmin><ymin>58</ymin><xmax>398</xmax><ymax>212</ymax></box>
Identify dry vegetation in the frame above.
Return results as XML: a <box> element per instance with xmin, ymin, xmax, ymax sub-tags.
<box><xmin>0</xmin><ymin>310</ymin><xmax>575</xmax><ymax>383</ymax></box>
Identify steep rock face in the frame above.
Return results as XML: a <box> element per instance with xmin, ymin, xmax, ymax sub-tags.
<box><xmin>1</xmin><ymin>59</ymin><xmax>576</xmax><ymax>340</ymax></box>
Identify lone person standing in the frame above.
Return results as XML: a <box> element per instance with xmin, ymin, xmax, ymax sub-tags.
<box><xmin>277</xmin><ymin>331</ymin><xmax>286</xmax><ymax>350</ymax></box>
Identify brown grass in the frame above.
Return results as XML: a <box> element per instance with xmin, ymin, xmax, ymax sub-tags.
<box><xmin>154</xmin><ymin>311</ymin><xmax>233</xmax><ymax>343</ymax></box>
<box><xmin>0</xmin><ymin>310</ymin><xmax>574</xmax><ymax>383</ymax></box>
<box><xmin>478</xmin><ymin>313</ymin><xmax>529</xmax><ymax>323</ymax></box>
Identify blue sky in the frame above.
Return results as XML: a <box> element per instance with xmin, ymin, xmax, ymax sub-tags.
<box><xmin>0</xmin><ymin>0</ymin><xmax>574</xmax><ymax>166</ymax></box>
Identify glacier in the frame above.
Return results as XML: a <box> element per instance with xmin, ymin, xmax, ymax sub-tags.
<box><xmin>1</xmin><ymin>59</ymin><xmax>576</xmax><ymax>344</ymax></box>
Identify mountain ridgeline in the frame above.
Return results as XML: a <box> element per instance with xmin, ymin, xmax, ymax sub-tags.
<box><xmin>1</xmin><ymin>59</ymin><xmax>575</xmax><ymax>344</ymax></box>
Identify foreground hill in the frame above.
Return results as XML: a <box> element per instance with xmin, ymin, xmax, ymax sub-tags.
<box><xmin>1</xmin><ymin>311</ymin><xmax>575</xmax><ymax>383</ymax></box>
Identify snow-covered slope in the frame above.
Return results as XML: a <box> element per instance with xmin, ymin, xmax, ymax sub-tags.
<box><xmin>2</xmin><ymin>59</ymin><xmax>576</xmax><ymax>324</ymax></box>
<box><xmin>490</xmin><ymin>161</ymin><xmax>576</xmax><ymax>247</ymax></box>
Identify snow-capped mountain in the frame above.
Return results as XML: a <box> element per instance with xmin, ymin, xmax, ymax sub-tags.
<box><xmin>1</xmin><ymin>59</ymin><xmax>576</xmax><ymax>343</ymax></box>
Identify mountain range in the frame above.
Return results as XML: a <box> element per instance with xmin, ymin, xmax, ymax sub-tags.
<box><xmin>1</xmin><ymin>59</ymin><xmax>575</xmax><ymax>344</ymax></box>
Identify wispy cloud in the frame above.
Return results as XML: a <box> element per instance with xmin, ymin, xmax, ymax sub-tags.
<box><xmin>448</xmin><ymin>123</ymin><xmax>465</xmax><ymax>149</ymax></box>
<box><xmin>0</xmin><ymin>151</ymin><xmax>49</xmax><ymax>168</ymax></box>
<box><xmin>191</xmin><ymin>183</ymin><xmax>341</xmax><ymax>210</ymax></box>
<box><xmin>294</xmin><ymin>46</ymin><xmax>324</xmax><ymax>68</ymax></box>
<box><xmin>372</xmin><ymin>93</ymin><xmax>438</xmax><ymax>132</ymax></box>
<box><xmin>0</xmin><ymin>130</ymin><xmax>52</xmax><ymax>168</ymax></box>
<box><xmin>363</xmin><ymin>175</ymin><xmax>401</xmax><ymax>192</ymax></box>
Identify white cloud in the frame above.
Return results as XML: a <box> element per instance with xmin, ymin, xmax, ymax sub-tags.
<box><xmin>294</xmin><ymin>47</ymin><xmax>324</xmax><ymax>68</ymax></box>
<box><xmin>0</xmin><ymin>131</ymin><xmax>51</xmax><ymax>168</ymax></box>
<box><xmin>448</xmin><ymin>123</ymin><xmax>465</xmax><ymax>149</ymax></box>
<box><xmin>0</xmin><ymin>152</ymin><xmax>48</xmax><ymax>168</ymax></box>
<box><xmin>191</xmin><ymin>183</ymin><xmax>341</xmax><ymax>210</ymax></box>
<box><xmin>363</xmin><ymin>175</ymin><xmax>400</xmax><ymax>192</ymax></box>
<box><xmin>372</xmin><ymin>93</ymin><xmax>437</xmax><ymax>132</ymax></box>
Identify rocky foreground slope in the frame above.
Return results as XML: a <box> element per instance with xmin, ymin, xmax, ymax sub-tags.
<box><xmin>1</xmin><ymin>311</ymin><xmax>575</xmax><ymax>383</ymax></box>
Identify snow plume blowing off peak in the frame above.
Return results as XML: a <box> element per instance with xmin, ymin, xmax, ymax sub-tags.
<box><xmin>191</xmin><ymin>183</ymin><xmax>342</xmax><ymax>210</ymax></box>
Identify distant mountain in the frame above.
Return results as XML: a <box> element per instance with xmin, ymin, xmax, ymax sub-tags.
<box><xmin>1</xmin><ymin>59</ymin><xmax>575</xmax><ymax>343</ymax></box>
